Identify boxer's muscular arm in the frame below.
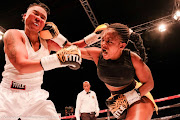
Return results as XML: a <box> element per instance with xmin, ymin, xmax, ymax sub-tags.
<box><xmin>47</xmin><ymin>40</ymin><xmax>73</xmax><ymax>52</ymax></box>
<box><xmin>40</xmin><ymin>23</ymin><xmax>108</xmax><ymax>50</ymax></box>
<box><xmin>131</xmin><ymin>51</ymin><xmax>154</xmax><ymax>96</ymax></box>
<box><xmin>80</xmin><ymin>47</ymin><xmax>101</xmax><ymax>65</ymax></box>
<box><xmin>4</xmin><ymin>29</ymin><xmax>43</xmax><ymax>73</ymax></box>
<box><xmin>72</xmin><ymin>39</ymin><xmax>87</xmax><ymax>48</ymax></box>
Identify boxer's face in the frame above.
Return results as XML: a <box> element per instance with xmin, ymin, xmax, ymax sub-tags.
<box><xmin>83</xmin><ymin>82</ymin><xmax>90</xmax><ymax>92</ymax></box>
<box><xmin>23</xmin><ymin>6</ymin><xmax>47</xmax><ymax>32</ymax></box>
<box><xmin>101</xmin><ymin>28</ymin><xmax>126</xmax><ymax>60</ymax></box>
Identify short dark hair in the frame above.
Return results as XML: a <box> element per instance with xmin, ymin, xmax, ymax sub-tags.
<box><xmin>27</xmin><ymin>2</ymin><xmax>50</xmax><ymax>15</ymax></box>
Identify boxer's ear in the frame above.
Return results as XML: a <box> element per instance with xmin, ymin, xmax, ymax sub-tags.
<box><xmin>21</xmin><ymin>13</ymin><xmax>26</xmax><ymax>22</ymax></box>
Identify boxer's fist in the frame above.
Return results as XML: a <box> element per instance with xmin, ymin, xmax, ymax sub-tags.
<box><xmin>94</xmin><ymin>23</ymin><xmax>109</xmax><ymax>34</ymax></box>
<box><xmin>39</xmin><ymin>22</ymin><xmax>68</xmax><ymax>47</ymax></box>
<box><xmin>84</xmin><ymin>23</ymin><xmax>108</xmax><ymax>46</ymax></box>
<box><xmin>106</xmin><ymin>94</ymin><xmax>128</xmax><ymax>119</ymax></box>
<box><xmin>123</xmin><ymin>89</ymin><xmax>141</xmax><ymax>106</ymax></box>
<box><xmin>57</xmin><ymin>45</ymin><xmax>82</xmax><ymax>70</ymax></box>
<box><xmin>39</xmin><ymin>22</ymin><xmax>59</xmax><ymax>39</ymax></box>
<box><xmin>40</xmin><ymin>45</ymin><xmax>81</xmax><ymax>71</ymax></box>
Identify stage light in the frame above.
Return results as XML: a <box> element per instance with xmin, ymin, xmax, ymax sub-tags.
<box><xmin>158</xmin><ymin>24</ymin><xmax>166</xmax><ymax>32</ymax></box>
<box><xmin>0</xmin><ymin>31</ymin><xmax>4</xmax><ymax>40</ymax></box>
<box><xmin>0</xmin><ymin>26</ymin><xmax>6</xmax><ymax>40</ymax></box>
<box><xmin>0</xmin><ymin>36</ymin><xmax>3</xmax><ymax>40</ymax></box>
<box><xmin>129</xmin><ymin>28</ymin><xmax>133</xmax><ymax>34</ymax></box>
<box><xmin>173</xmin><ymin>10</ymin><xmax>180</xmax><ymax>20</ymax></box>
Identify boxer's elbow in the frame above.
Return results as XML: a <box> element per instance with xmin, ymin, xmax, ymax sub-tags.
<box><xmin>13</xmin><ymin>61</ymin><xmax>28</xmax><ymax>74</ymax></box>
<box><xmin>146</xmin><ymin>77</ymin><xmax>154</xmax><ymax>92</ymax></box>
<box><xmin>150</xmin><ymin>79</ymin><xmax>154</xmax><ymax>91</ymax></box>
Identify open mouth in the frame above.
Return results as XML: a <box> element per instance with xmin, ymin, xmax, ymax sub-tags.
<box><xmin>34</xmin><ymin>23</ymin><xmax>39</xmax><ymax>26</ymax></box>
<box><xmin>102</xmin><ymin>48</ymin><xmax>108</xmax><ymax>55</ymax></box>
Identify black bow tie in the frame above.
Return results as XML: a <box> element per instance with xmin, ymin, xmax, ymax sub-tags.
<box><xmin>86</xmin><ymin>92</ymin><xmax>90</xmax><ymax>94</ymax></box>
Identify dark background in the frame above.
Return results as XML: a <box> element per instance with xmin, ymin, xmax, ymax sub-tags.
<box><xmin>0</xmin><ymin>0</ymin><xmax>179</xmax><ymax>118</ymax></box>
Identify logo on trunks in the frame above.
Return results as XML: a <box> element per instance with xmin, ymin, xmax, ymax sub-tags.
<box><xmin>92</xmin><ymin>96</ymin><xmax>94</xmax><ymax>99</ymax></box>
<box><xmin>11</xmin><ymin>81</ymin><xmax>26</xmax><ymax>90</ymax></box>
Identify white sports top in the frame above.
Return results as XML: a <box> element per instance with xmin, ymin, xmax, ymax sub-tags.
<box><xmin>1</xmin><ymin>30</ymin><xmax>50</xmax><ymax>90</ymax></box>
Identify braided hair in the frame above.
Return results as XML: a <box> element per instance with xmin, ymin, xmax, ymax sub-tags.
<box><xmin>108</xmin><ymin>23</ymin><xmax>148</xmax><ymax>62</ymax></box>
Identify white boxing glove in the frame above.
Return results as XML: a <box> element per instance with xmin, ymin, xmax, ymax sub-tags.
<box><xmin>39</xmin><ymin>22</ymin><xmax>68</xmax><ymax>47</ymax></box>
<box><xmin>40</xmin><ymin>45</ymin><xmax>82</xmax><ymax>71</ymax></box>
<box><xmin>84</xmin><ymin>23</ymin><xmax>108</xmax><ymax>46</ymax></box>
<box><xmin>124</xmin><ymin>89</ymin><xmax>141</xmax><ymax>106</ymax></box>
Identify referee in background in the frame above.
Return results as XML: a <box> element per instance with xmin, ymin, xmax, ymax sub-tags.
<box><xmin>75</xmin><ymin>81</ymin><xmax>100</xmax><ymax>120</ymax></box>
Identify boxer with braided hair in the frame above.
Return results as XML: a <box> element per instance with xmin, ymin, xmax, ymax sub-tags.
<box><xmin>107</xmin><ymin>23</ymin><xmax>148</xmax><ymax>62</ymax></box>
<box><xmin>73</xmin><ymin>23</ymin><xmax>158</xmax><ymax>119</ymax></box>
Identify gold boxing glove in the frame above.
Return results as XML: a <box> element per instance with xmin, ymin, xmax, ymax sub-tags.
<box><xmin>39</xmin><ymin>22</ymin><xmax>68</xmax><ymax>47</ymax></box>
<box><xmin>106</xmin><ymin>94</ymin><xmax>128</xmax><ymax>119</ymax></box>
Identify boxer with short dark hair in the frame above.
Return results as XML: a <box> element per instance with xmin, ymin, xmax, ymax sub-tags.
<box><xmin>1</xmin><ymin>2</ymin><xmax>81</xmax><ymax>119</ymax></box>
<box><xmin>27</xmin><ymin>2</ymin><xmax>50</xmax><ymax>15</ymax></box>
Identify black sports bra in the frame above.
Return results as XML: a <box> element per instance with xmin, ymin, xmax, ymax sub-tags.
<box><xmin>97</xmin><ymin>49</ymin><xmax>135</xmax><ymax>87</ymax></box>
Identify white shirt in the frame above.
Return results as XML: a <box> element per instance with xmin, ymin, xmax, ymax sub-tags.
<box><xmin>2</xmin><ymin>30</ymin><xmax>49</xmax><ymax>89</ymax></box>
<box><xmin>75</xmin><ymin>90</ymin><xmax>100</xmax><ymax>120</ymax></box>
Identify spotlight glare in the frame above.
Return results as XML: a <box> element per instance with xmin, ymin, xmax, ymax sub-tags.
<box><xmin>0</xmin><ymin>26</ymin><xmax>6</xmax><ymax>40</ymax></box>
<box><xmin>173</xmin><ymin>10</ymin><xmax>180</xmax><ymax>20</ymax></box>
<box><xmin>129</xmin><ymin>28</ymin><xmax>133</xmax><ymax>34</ymax></box>
<box><xmin>0</xmin><ymin>35</ymin><xmax>2</xmax><ymax>40</ymax></box>
<box><xmin>0</xmin><ymin>31</ymin><xmax>3</xmax><ymax>35</ymax></box>
<box><xmin>0</xmin><ymin>31</ymin><xmax>3</xmax><ymax>40</ymax></box>
<box><xmin>158</xmin><ymin>24</ymin><xmax>166</xmax><ymax>32</ymax></box>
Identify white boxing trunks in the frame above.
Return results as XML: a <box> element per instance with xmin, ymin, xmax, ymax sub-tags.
<box><xmin>0</xmin><ymin>81</ymin><xmax>60</xmax><ymax>120</ymax></box>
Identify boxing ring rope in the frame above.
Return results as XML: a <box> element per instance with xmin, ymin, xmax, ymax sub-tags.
<box><xmin>151</xmin><ymin>114</ymin><xmax>180</xmax><ymax>120</ymax></box>
<box><xmin>59</xmin><ymin>94</ymin><xmax>180</xmax><ymax>120</ymax></box>
<box><xmin>154</xmin><ymin>94</ymin><xmax>180</xmax><ymax>103</ymax></box>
